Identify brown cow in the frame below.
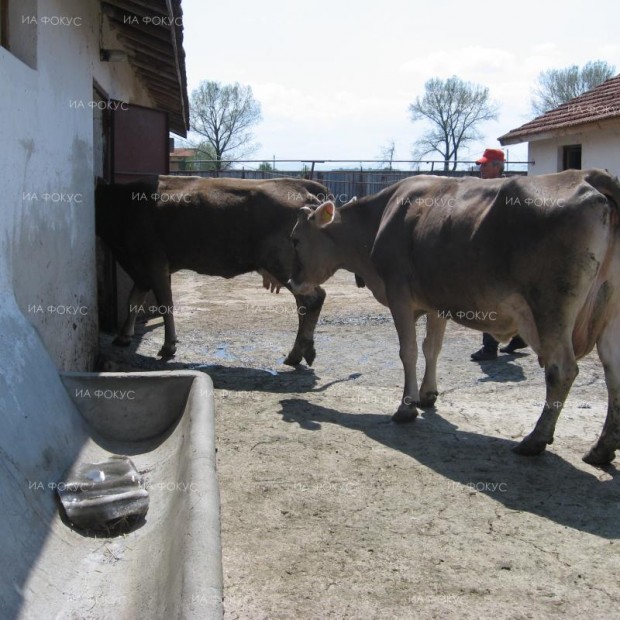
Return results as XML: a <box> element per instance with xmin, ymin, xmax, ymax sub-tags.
<box><xmin>289</xmin><ymin>169</ymin><xmax>620</xmax><ymax>465</ymax></box>
<box><xmin>96</xmin><ymin>175</ymin><xmax>330</xmax><ymax>365</ymax></box>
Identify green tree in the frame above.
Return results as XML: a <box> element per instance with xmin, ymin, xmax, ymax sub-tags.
<box><xmin>409</xmin><ymin>76</ymin><xmax>499</xmax><ymax>171</ymax></box>
<box><xmin>531</xmin><ymin>60</ymin><xmax>616</xmax><ymax>116</ymax></box>
<box><xmin>189</xmin><ymin>142</ymin><xmax>233</xmax><ymax>172</ymax></box>
<box><xmin>190</xmin><ymin>81</ymin><xmax>262</xmax><ymax>172</ymax></box>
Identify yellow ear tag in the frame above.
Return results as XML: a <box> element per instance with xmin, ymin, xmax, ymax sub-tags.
<box><xmin>319</xmin><ymin>204</ymin><xmax>334</xmax><ymax>224</ymax></box>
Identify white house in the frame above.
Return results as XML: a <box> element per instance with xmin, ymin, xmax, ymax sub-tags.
<box><xmin>1</xmin><ymin>0</ymin><xmax>189</xmax><ymax>610</ymax></box>
<box><xmin>0</xmin><ymin>0</ymin><xmax>189</xmax><ymax>493</ymax></box>
<box><xmin>1</xmin><ymin>0</ymin><xmax>188</xmax><ymax>374</ymax></box>
<box><xmin>499</xmin><ymin>74</ymin><xmax>620</xmax><ymax>177</ymax></box>
<box><xmin>0</xmin><ymin>4</ymin><xmax>213</xmax><ymax>615</ymax></box>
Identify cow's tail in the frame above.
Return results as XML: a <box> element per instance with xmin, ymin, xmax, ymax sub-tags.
<box><xmin>582</xmin><ymin>171</ymin><xmax>620</xmax><ymax>286</ymax></box>
<box><xmin>573</xmin><ymin>169</ymin><xmax>620</xmax><ymax>357</ymax></box>
<box><xmin>585</xmin><ymin>169</ymin><xmax>620</xmax><ymax>228</ymax></box>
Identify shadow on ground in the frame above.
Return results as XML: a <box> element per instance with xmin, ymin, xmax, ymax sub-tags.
<box><xmin>100</xmin><ymin>328</ymin><xmax>371</xmax><ymax>395</ymax></box>
<box><xmin>472</xmin><ymin>352</ymin><xmax>529</xmax><ymax>383</ymax></box>
<box><xmin>279</xmin><ymin>398</ymin><xmax>620</xmax><ymax>539</ymax></box>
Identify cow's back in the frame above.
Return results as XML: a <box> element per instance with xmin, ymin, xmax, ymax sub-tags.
<box><xmin>372</xmin><ymin>171</ymin><xmax>620</xmax><ymax>317</ymax></box>
<box><xmin>152</xmin><ymin>176</ymin><xmax>327</xmax><ymax>277</ymax></box>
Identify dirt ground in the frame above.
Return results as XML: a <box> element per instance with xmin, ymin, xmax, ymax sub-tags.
<box><xmin>99</xmin><ymin>269</ymin><xmax>620</xmax><ymax>620</ymax></box>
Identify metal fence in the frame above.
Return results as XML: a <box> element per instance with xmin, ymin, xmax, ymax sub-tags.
<box><xmin>169</xmin><ymin>159</ymin><xmax>529</xmax><ymax>203</ymax></box>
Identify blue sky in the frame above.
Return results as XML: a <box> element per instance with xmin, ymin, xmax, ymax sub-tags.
<box><xmin>179</xmin><ymin>0</ymin><xmax>620</xmax><ymax>170</ymax></box>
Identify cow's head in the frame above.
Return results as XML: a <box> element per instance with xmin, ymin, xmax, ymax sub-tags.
<box><xmin>289</xmin><ymin>201</ymin><xmax>340</xmax><ymax>294</ymax></box>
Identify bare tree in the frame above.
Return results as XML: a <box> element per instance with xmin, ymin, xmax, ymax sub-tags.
<box><xmin>531</xmin><ymin>60</ymin><xmax>616</xmax><ymax>116</ymax></box>
<box><xmin>378</xmin><ymin>140</ymin><xmax>396</xmax><ymax>170</ymax></box>
<box><xmin>190</xmin><ymin>81</ymin><xmax>262</xmax><ymax>171</ymax></box>
<box><xmin>409</xmin><ymin>76</ymin><xmax>499</xmax><ymax>171</ymax></box>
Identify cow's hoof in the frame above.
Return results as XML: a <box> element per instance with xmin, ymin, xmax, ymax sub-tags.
<box><xmin>158</xmin><ymin>344</ymin><xmax>176</xmax><ymax>359</ymax></box>
<box><xmin>283</xmin><ymin>350</ymin><xmax>303</xmax><ymax>367</ymax></box>
<box><xmin>392</xmin><ymin>405</ymin><xmax>419</xmax><ymax>424</ymax></box>
<box><xmin>303</xmin><ymin>346</ymin><xmax>316</xmax><ymax>367</ymax></box>
<box><xmin>419</xmin><ymin>391</ymin><xmax>438</xmax><ymax>408</ymax></box>
<box><xmin>513</xmin><ymin>434</ymin><xmax>549</xmax><ymax>456</ymax></box>
<box><xmin>582</xmin><ymin>445</ymin><xmax>616</xmax><ymax>466</ymax></box>
<box><xmin>284</xmin><ymin>340</ymin><xmax>315</xmax><ymax>367</ymax></box>
<box><xmin>113</xmin><ymin>335</ymin><xmax>132</xmax><ymax>347</ymax></box>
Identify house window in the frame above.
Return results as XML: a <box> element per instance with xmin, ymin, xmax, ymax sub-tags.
<box><xmin>1</xmin><ymin>0</ymin><xmax>37</xmax><ymax>68</ymax></box>
<box><xmin>562</xmin><ymin>145</ymin><xmax>582</xmax><ymax>170</ymax></box>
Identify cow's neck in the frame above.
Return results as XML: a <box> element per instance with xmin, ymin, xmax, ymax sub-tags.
<box><xmin>334</xmin><ymin>197</ymin><xmax>388</xmax><ymax>304</ymax></box>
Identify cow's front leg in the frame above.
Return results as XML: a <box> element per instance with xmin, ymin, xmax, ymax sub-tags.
<box><xmin>388</xmin><ymin>289</ymin><xmax>419</xmax><ymax>423</ymax></box>
<box><xmin>114</xmin><ymin>284</ymin><xmax>149</xmax><ymax>346</ymax></box>
<box><xmin>418</xmin><ymin>311</ymin><xmax>447</xmax><ymax>408</ymax></box>
<box><xmin>284</xmin><ymin>286</ymin><xmax>326</xmax><ymax>366</ymax></box>
<box><xmin>513</xmin><ymin>339</ymin><xmax>578</xmax><ymax>456</ymax></box>
<box><xmin>151</xmin><ymin>270</ymin><xmax>177</xmax><ymax>358</ymax></box>
<box><xmin>583</xmin><ymin>315</ymin><xmax>620</xmax><ymax>465</ymax></box>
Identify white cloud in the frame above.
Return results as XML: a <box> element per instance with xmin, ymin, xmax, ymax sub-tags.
<box><xmin>399</xmin><ymin>46</ymin><xmax>517</xmax><ymax>83</ymax></box>
<box><xmin>252</xmin><ymin>82</ymin><xmax>409</xmax><ymax>125</ymax></box>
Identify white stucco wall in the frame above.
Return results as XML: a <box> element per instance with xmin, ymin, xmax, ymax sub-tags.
<box><xmin>0</xmin><ymin>6</ymin><xmax>180</xmax><ymax>613</ymax></box>
<box><xmin>1</xmin><ymin>0</ymin><xmax>154</xmax><ymax>371</ymax></box>
<box><xmin>527</xmin><ymin>125</ymin><xmax>620</xmax><ymax>178</ymax></box>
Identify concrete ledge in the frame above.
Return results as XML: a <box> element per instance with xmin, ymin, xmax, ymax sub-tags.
<box><xmin>2</xmin><ymin>370</ymin><xmax>222</xmax><ymax>619</ymax></box>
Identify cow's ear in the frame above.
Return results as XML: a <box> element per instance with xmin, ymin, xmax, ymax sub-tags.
<box><xmin>298</xmin><ymin>206</ymin><xmax>315</xmax><ymax>222</ymax></box>
<box><xmin>313</xmin><ymin>201</ymin><xmax>338</xmax><ymax>228</ymax></box>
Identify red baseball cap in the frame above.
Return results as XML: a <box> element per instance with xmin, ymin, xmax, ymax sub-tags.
<box><xmin>476</xmin><ymin>148</ymin><xmax>505</xmax><ymax>164</ymax></box>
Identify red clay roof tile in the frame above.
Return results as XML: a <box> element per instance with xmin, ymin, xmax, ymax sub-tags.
<box><xmin>499</xmin><ymin>74</ymin><xmax>620</xmax><ymax>145</ymax></box>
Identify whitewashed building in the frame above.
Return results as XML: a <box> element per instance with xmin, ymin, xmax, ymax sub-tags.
<box><xmin>0</xmin><ymin>4</ymin><xmax>208</xmax><ymax>616</ymax></box>
<box><xmin>0</xmin><ymin>0</ymin><xmax>189</xmax><ymax>513</ymax></box>
<box><xmin>1</xmin><ymin>0</ymin><xmax>188</xmax><ymax>375</ymax></box>
<box><xmin>499</xmin><ymin>75</ymin><xmax>620</xmax><ymax>177</ymax></box>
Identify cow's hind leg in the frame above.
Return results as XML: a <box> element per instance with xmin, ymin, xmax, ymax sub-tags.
<box><xmin>284</xmin><ymin>286</ymin><xmax>326</xmax><ymax>366</ymax></box>
<box><xmin>114</xmin><ymin>284</ymin><xmax>149</xmax><ymax>346</ymax></box>
<box><xmin>583</xmin><ymin>315</ymin><xmax>620</xmax><ymax>465</ymax></box>
<box><xmin>151</xmin><ymin>269</ymin><xmax>177</xmax><ymax>358</ymax></box>
<box><xmin>418</xmin><ymin>312</ymin><xmax>447</xmax><ymax>408</ymax></box>
<box><xmin>514</xmin><ymin>337</ymin><xmax>579</xmax><ymax>456</ymax></box>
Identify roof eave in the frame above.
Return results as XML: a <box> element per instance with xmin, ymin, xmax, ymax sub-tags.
<box><xmin>101</xmin><ymin>0</ymin><xmax>190</xmax><ymax>136</ymax></box>
<box><xmin>499</xmin><ymin>116</ymin><xmax>620</xmax><ymax>146</ymax></box>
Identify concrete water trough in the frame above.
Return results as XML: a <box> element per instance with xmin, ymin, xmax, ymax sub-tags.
<box><xmin>0</xmin><ymin>370</ymin><xmax>222</xmax><ymax>619</ymax></box>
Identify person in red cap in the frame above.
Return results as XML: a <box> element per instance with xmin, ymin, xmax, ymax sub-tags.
<box><xmin>476</xmin><ymin>148</ymin><xmax>506</xmax><ymax>179</ymax></box>
<box><xmin>470</xmin><ymin>148</ymin><xmax>528</xmax><ymax>361</ymax></box>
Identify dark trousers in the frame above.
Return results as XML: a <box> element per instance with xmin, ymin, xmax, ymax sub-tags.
<box><xmin>482</xmin><ymin>333</ymin><xmax>526</xmax><ymax>352</ymax></box>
